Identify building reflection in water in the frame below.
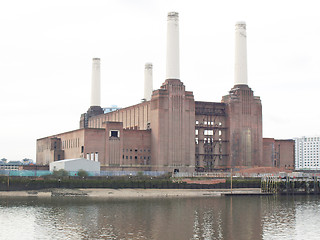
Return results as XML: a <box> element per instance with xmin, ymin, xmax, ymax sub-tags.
<box><xmin>4</xmin><ymin>196</ymin><xmax>320</xmax><ymax>239</ymax></box>
<box><xmin>32</xmin><ymin>197</ymin><xmax>265</xmax><ymax>239</ymax></box>
<box><xmin>191</xmin><ymin>196</ymin><xmax>263</xmax><ymax>240</ymax></box>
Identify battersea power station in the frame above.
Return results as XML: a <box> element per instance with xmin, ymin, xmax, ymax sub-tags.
<box><xmin>37</xmin><ymin>12</ymin><xmax>294</xmax><ymax>172</ymax></box>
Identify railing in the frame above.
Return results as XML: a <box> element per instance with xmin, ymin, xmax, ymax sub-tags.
<box><xmin>0</xmin><ymin>170</ymin><xmax>168</xmax><ymax>177</ymax></box>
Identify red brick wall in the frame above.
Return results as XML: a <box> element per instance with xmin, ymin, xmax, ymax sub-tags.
<box><xmin>275</xmin><ymin>140</ymin><xmax>295</xmax><ymax>169</ymax></box>
<box><xmin>263</xmin><ymin>138</ymin><xmax>275</xmax><ymax>167</ymax></box>
<box><xmin>150</xmin><ymin>79</ymin><xmax>195</xmax><ymax>172</ymax></box>
<box><xmin>222</xmin><ymin>85</ymin><xmax>263</xmax><ymax>168</ymax></box>
<box><xmin>122</xmin><ymin>129</ymin><xmax>151</xmax><ymax>166</ymax></box>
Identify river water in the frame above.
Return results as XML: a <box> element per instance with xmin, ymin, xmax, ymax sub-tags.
<box><xmin>0</xmin><ymin>195</ymin><xmax>320</xmax><ymax>240</ymax></box>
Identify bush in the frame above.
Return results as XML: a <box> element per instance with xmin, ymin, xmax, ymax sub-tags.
<box><xmin>78</xmin><ymin>169</ymin><xmax>89</xmax><ymax>178</ymax></box>
<box><xmin>52</xmin><ymin>169</ymin><xmax>69</xmax><ymax>177</ymax></box>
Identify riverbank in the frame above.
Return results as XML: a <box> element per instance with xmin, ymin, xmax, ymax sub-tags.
<box><xmin>0</xmin><ymin>188</ymin><xmax>263</xmax><ymax>198</ymax></box>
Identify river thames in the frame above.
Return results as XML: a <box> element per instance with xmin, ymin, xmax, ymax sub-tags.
<box><xmin>1</xmin><ymin>195</ymin><xmax>320</xmax><ymax>240</ymax></box>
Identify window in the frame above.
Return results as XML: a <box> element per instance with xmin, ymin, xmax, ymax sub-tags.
<box><xmin>195</xmin><ymin>129</ymin><xmax>198</xmax><ymax>135</ymax></box>
<box><xmin>95</xmin><ymin>152</ymin><xmax>99</xmax><ymax>162</ymax></box>
<box><xmin>204</xmin><ymin>130</ymin><xmax>213</xmax><ymax>135</ymax></box>
<box><xmin>110</xmin><ymin>130</ymin><xmax>120</xmax><ymax>138</ymax></box>
<box><xmin>81</xmin><ymin>146</ymin><xmax>84</xmax><ymax>153</ymax></box>
<box><xmin>86</xmin><ymin>153</ymin><xmax>90</xmax><ymax>160</ymax></box>
<box><xmin>196</xmin><ymin>120</ymin><xmax>199</xmax><ymax>125</ymax></box>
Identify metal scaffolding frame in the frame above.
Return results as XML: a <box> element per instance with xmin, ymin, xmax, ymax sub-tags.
<box><xmin>194</xmin><ymin>102</ymin><xmax>229</xmax><ymax>171</ymax></box>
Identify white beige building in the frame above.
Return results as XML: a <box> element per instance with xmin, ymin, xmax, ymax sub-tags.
<box><xmin>295</xmin><ymin>136</ymin><xmax>320</xmax><ymax>170</ymax></box>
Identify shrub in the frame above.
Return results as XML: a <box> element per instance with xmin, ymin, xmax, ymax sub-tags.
<box><xmin>52</xmin><ymin>169</ymin><xmax>69</xmax><ymax>177</ymax></box>
<box><xmin>78</xmin><ymin>169</ymin><xmax>89</xmax><ymax>178</ymax></box>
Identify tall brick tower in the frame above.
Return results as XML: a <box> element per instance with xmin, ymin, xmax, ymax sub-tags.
<box><xmin>222</xmin><ymin>22</ymin><xmax>263</xmax><ymax>168</ymax></box>
<box><xmin>150</xmin><ymin>12</ymin><xmax>195</xmax><ymax>172</ymax></box>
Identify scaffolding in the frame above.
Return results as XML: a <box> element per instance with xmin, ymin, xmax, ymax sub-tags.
<box><xmin>195</xmin><ymin>102</ymin><xmax>229</xmax><ymax>172</ymax></box>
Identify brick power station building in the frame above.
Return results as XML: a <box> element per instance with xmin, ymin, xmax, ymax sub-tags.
<box><xmin>36</xmin><ymin>13</ymin><xmax>294</xmax><ymax>172</ymax></box>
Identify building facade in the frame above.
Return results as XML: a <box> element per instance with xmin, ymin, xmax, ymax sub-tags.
<box><xmin>36</xmin><ymin>13</ymin><xmax>294</xmax><ymax>172</ymax></box>
<box><xmin>263</xmin><ymin>138</ymin><xmax>295</xmax><ymax>170</ymax></box>
<box><xmin>295</xmin><ymin>136</ymin><xmax>320</xmax><ymax>170</ymax></box>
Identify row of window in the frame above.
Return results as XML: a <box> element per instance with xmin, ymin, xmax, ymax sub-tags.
<box><xmin>195</xmin><ymin>121</ymin><xmax>223</xmax><ymax>126</ymax></box>
<box><xmin>123</xmin><ymin>155</ymin><xmax>151</xmax><ymax>160</ymax></box>
<box><xmin>62</xmin><ymin>138</ymin><xmax>80</xmax><ymax>149</ymax></box>
<box><xmin>195</xmin><ymin>138</ymin><xmax>223</xmax><ymax>144</ymax></box>
<box><xmin>304</xmin><ymin>137</ymin><xmax>320</xmax><ymax>142</ymax></box>
<box><xmin>302</xmin><ymin>143</ymin><xmax>319</xmax><ymax>145</ymax></box>
<box><xmin>123</xmin><ymin>149</ymin><xmax>150</xmax><ymax>153</ymax></box>
<box><xmin>195</xmin><ymin>129</ymin><xmax>223</xmax><ymax>136</ymax></box>
<box><xmin>0</xmin><ymin>166</ymin><xmax>20</xmax><ymax>170</ymax></box>
<box><xmin>86</xmin><ymin>152</ymin><xmax>99</xmax><ymax>162</ymax></box>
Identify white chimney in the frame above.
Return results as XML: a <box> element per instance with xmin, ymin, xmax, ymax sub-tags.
<box><xmin>91</xmin><ymin>58</ymin><xmax>101</xmax><ymax>106</ymax></box>
<box><xmin>166</xmin><ymin>12</ymin><xmax>180</xmax><ymax>80</ymax></box>
<box><xmin>234</xmin><ymin>21</ymin><xmax>248</xmax><ymax>85</ymax></box>
<box><xmin>144</xmin><ymin>63</ymin><xmax>153</xmax><ymax>101</ymax></box>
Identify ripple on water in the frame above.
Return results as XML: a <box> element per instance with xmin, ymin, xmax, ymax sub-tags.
<box><xmin>1</xmin><ymin>196</ymin><xmax>320</xmax><ymax>240</ymax></box>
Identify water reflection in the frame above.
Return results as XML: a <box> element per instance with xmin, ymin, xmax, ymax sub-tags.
<box><xmin>190</xmin><ymin>196</ymin><xmax>263</xmax><ymax>240</ymax></box>
<box><xmin>1</xmin><ymin>195</ymin><xmax>320</xmax><ymax>240</ymax></box>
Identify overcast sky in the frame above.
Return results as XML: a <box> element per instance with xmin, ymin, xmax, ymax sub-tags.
<box><xmin>1</xmin><ymin>0</ymin><xmax>320</xmax><ymax>161</ymax></box>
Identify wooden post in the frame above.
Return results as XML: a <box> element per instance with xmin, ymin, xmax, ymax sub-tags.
<box><xmin>230</xmin><ymin>168</ymin><xmax>233</xmax><ymax>194</ymax></box>
<box><xmin>7</xmin><ymin>172</ymin><xmax>10</xmax><ymax>190</ymax></box>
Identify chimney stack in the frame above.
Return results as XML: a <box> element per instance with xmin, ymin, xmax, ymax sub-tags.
<box><xmin>234</xmin><ymin>22</ymin><xmax>248</xmax><ymax>85</ymax></box>
<box><xmin>166</xmin><ymin>12</ymin><xmax>180</xmax><ymax>80</ymax></box>
<box><xmin>144</xmin><ymin>63</ymin><xmax>153</xmax><ymax>101</ymax></box>
<box><xmin>91</xmin><ymin>58</ymin><xmax>101</xmax><ymax>106</ymax></box>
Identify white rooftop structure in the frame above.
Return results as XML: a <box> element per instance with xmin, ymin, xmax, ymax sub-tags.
<box><xmin>49</xmin><ymin>158</ymin><xmax>100</xmax><ymax>172</ymax></box>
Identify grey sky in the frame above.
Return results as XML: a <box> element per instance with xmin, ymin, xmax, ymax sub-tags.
<box><xmin>1</xmin><ymin>0</ymin><xmax>319</xmax><ymax>161</ymax></box>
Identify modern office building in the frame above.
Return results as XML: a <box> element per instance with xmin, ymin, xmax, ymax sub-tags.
<box><xmin>295</xmin><ymin>136</ymin><xmax>320</xmax><ymax>170</ymax></box>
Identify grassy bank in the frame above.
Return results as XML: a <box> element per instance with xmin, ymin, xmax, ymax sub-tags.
<box><xmin>0</xmin><ymin>176</ymin><xmax>261</xmax><ymax>191</ymax></box>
